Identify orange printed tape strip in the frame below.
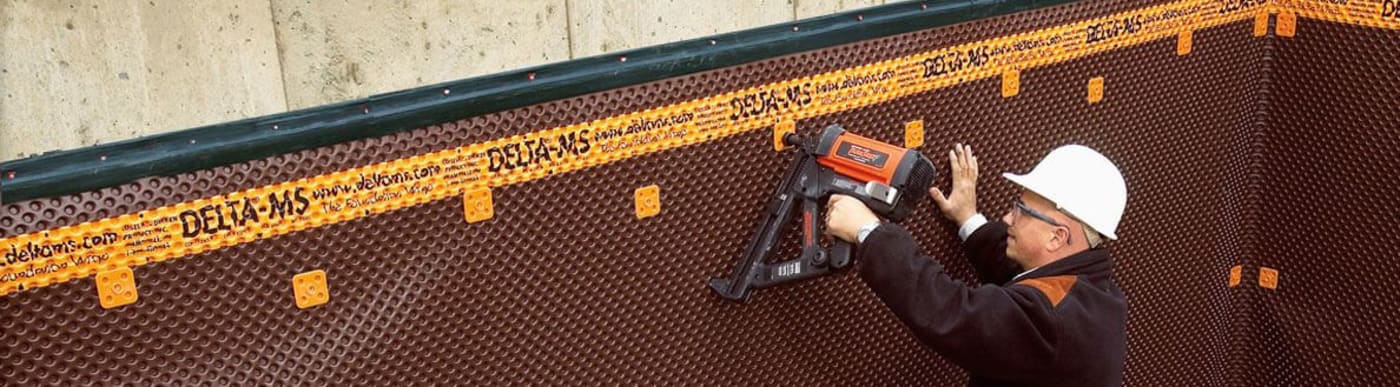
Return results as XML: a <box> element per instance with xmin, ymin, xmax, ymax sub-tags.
<box><xmin>0</xmin><ymin>0</ymin><xmax>1283</xmax><ymax>297</ymax></box>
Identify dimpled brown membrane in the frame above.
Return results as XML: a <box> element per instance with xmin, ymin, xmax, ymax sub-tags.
<box><xmin>1246</xmin><ymin>16</ymin><xmax>1400</xmax><ymax>386</ymax></box>
<box><xmin>2</xmin><ymin>0</ymin><xmax>1397</xmax><ymax>385</ymax></box>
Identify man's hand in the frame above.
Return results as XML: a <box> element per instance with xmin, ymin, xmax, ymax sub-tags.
<box><xmin>930</xmin><ymin>143</ymin><xmax>979</xmax><ymax>225</ymax></box>
<box><xmin>826</xmin><ymin>194</ymin><xmax>878</xmax><ymax>243</ymax></box>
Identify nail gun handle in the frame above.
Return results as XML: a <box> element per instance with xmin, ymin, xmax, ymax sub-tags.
<box><xmin>805</xmin><ymin>197</ymin><xmax>851</xmax><ymax>269</ymax></box>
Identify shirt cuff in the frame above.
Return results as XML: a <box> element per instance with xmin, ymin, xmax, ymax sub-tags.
<box><xmin>856</xmin><ymin>220</ymin><xmax>882</xmax><ymax>244</ymax></box>
<box><xmin>957</xmin><ymin>213</ymin><xmax>988</xmax><ymax>241</ymax></box>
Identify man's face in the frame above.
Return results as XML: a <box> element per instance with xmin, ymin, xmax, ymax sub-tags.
<box><xmin>1000</xmin><ymin>191</ymin><xmax>1066</xmax><ymax>266</ymax></box>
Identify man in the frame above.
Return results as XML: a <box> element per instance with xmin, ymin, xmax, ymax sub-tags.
<box><xmin>826</xmin><ymin>143</ymin><xmax>1128</xmax><ymax>386</ymax></box>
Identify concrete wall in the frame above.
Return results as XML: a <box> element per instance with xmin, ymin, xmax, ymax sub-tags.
<box><xmin>0</xmin><ymin>0</ymin><xmax>888</xmax><ymax>162</ymax></box>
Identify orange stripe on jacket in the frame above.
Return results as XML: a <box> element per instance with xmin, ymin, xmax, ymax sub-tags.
<box><xmin>1016</xmin><ymin>275</ymin><xmax>1079</xmax><ymax>307</ymax></box>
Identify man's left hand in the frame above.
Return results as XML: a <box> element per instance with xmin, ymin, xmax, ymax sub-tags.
<box><xmin>826</xmin><ymin>194</ymin><xmax>879</xmax><ymax>243</ymax></box>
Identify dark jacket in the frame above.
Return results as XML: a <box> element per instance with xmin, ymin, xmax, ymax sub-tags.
<box><xmin>856</xmin><ymin>221</ymin><xmax>1127</xmax><ymax>387</ymax></box>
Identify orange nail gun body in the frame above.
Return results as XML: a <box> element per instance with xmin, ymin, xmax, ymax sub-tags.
<box><xmin>710</xmin><ymin>124</ymin><xmax>937</xmax><ymax>302</ymax></box>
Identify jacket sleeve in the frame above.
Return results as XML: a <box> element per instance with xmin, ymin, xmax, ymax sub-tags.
<box><xmin>962</xmin><ymin>221</ymin><xmax>1021</xmax><ymax>286</ymax></box>
<box><xmin>857</xmin><ymin>223</ymin><xmax>1060</xmax><ymax>381</ymax></box>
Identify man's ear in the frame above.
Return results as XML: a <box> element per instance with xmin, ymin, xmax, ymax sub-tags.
<box><xmin>1045</xmin><ymin>226</ymin><xmax>1071</xmax><ymax>252</ymax></box>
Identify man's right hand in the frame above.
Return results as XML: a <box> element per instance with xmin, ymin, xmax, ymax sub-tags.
<box><xmin>930</xmin><ymin>143</ymin><xmax>979</xmax><ymax>225</ymax></box>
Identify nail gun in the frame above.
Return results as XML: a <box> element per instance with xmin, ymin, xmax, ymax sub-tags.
<box><xmin>709</xmin><ymin>124</ymin><xmax>937</xmax><ymax>302</ymax></box>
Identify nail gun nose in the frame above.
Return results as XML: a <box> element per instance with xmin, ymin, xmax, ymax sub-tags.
<box><xmin>782</xmin><ymin>133</ymin><xmax>804</xmax><ymax>147</ymax></box>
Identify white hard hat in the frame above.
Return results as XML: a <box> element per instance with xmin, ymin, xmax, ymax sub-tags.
<box><xmin>1002</xmin><ymin>145</ymin><xmax>1127</xmax><ymax>240</ymax></box>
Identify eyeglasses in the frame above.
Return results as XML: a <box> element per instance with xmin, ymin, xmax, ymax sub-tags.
<box><xmin>1014</xmin><ymin>199</ymin><xmax>1073</xmax><ymax>244</ymax></box>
